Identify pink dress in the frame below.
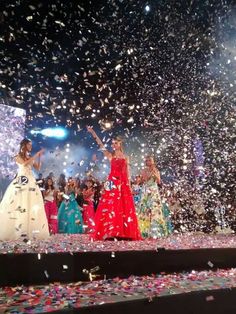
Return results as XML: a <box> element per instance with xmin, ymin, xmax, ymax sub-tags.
<box><xmin>44</xmin><ymin>190</ymin><xmax>58</xmax><ymax>234</ymax></box>
<box><xmin>82</xmin><ymin>188</ymin><xmax>95</xmax><ymax>233</ymax></box>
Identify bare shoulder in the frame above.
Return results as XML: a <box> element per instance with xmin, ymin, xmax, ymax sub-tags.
<box><xmin>15</xmin><ymin>155</ymin><xmax>24</xmax><ymax>164</ymax></box>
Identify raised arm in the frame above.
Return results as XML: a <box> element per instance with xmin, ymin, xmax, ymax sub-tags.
<box><xmin>33</xmin><ymin>150</ymin><xmax>45</xmax><ymax>171</ymax></box>
<box><xmin>15</xmin><ymin>149</ymin><xmax>44</xmax><ymax>167</ymax></box>
<box><xmin>87</xmin><ymin>126</ymin><xmax>112</xmax><ymax>160</ymax></box>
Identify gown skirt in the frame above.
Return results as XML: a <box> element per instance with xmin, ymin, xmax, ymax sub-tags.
<box><xmin>0</xmin><ymin>161</ymin><xmax>49</xmax><ymax>241</ymax></box>
<box><xmin>58</xmin><ymin>193</ymin><xmax>84</xmax><ymax>234</ymax></box>
<box><xmin>91</xmin><ymin>158</ymin><xmax>141</xmax><ymax>241</ymax></box>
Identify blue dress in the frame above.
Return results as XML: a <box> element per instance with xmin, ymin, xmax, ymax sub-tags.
<box><xmin>58</xmin><ymin>192</ymin><xmax>83</xmax><ymax>234</ymax></box>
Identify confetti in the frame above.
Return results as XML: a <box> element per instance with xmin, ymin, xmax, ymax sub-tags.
<box><xmin>0</xmin><ymin>268</ymin><xmax>236</xmax><ymax>313</ymax></box>
<box><xmin>1</xmin><ymin>234</ymin><xmax>236</xmax><ymax>254</ymax></box>
<box><xmin>0</xmin><ymin>0</ymin><xmax>236</xmax><ymax>242</ymax></box>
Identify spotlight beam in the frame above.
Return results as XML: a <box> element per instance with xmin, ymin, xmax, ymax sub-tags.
<box><xmin>30</xmin><ymin>127</ymin><xmax>68</xmax><ymax>139</ymax></box>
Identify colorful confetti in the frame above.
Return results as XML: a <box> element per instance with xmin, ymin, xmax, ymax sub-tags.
<box><xmin>0</xmin><ymin>1</ymin><xmax>235</xmax><ymax>235</ymax></box>
<box><xmin>1</xmin><ymin>268</ymin><xmax>236</xmax><ymax>313</ymax></box>
<box><xmin>1</xmin><ymin>233</ymin><xmax>236</xmax><ymax>254</ymax></box>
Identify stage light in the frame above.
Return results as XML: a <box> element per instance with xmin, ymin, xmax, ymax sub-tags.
<box><xmin>145</xmin><ymin>4</ymin><xmax>150</xmax><ymax>12</ymax></box>
<box><xmin>30</xmin><ymin>127</ymin><xmax>68</xmax><ymax>139</ymax></box>
<box><xmin>40</xmin><ymin>127</ymin><xmax>68</xmax><ymax>139</ymax></box>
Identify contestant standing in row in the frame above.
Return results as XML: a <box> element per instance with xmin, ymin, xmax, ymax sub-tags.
<box><xmin>0</xmin><ymin>139</ymin><xmax>49</xmax><ymax>240</ymax></box>
<box><xmin>43</xmin><ymin>177</ymin><xmax>58</xmax><ymax>234</ymax></box>
<box><xmin>137</xmin><ymin>156</ymin><xmax>172</xmax><ymax>238</ymax></box>
<box><xmin>82</xmin><ymin>179</ymin><xmax>96</xmax><ymax>234</ymax></box>
<box><xmin>58</xmin><ymin>177</ymin><xmax>84</xmax><ymax>234</ymax></box>
<box><xmin>87</xmin><ymin>126</ymin><xmax>141</xmax><ymax>240</ymax></box>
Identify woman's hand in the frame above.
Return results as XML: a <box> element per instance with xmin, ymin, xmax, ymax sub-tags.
<box><xmin>87</xmin><ymin>125</ymin><xmax>112</xmax><ymax>160</ymax></box>
<box><xmin>151</xmin><ymin>167</ymin><xmax>161</xmax><ymax>185</ymax></box>
<box><xmin>33</xmin><ymin>149</ymin><xmax>44</xmax><ymax>170</ymax></box>
<box><xmin>36</xmin><ymin>149</ymin><xmax>45</xmax><ymax>158</ymax></box>
<box><xmin>151</xmin><ymin>169</ymin><xmax>158</xmax><ymax>177</ymax></box>
<box><xmin>87</xmin><ymin>126</ymin><xmax>95</xmax><ymax>135</ymax></box>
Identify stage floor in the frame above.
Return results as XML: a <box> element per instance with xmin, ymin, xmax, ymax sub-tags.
<box><xmin>0</xmin><ymin>233</ymin><xmax>236</xmax><ymax>254</ymax></box>
<box><xmin>2</xmin><ymin>234</ymin><xmax>236</xmax><ymax>313</ymax></box>
<box><xmin>1</xmin><ymin>268</ymin><xmax>236</xmax><ymax>314</ymax></box>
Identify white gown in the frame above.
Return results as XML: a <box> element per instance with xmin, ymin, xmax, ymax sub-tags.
<box><xmin>0</xmin><ymin>156</ymin><xmax>50</xmax><ymax>241</ymax></box>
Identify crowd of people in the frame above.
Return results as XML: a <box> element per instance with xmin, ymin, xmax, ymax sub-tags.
<box><xmin>0</xmin><ymin>127</ymin><xmax>173</xmax><ymax>242</ymax></box>
<box><xmin>37</xmin><ymin>173</ymin><xmax>101</xmax><ymax>235</ymax></box>
<box><xmin>1</xmin><ymin>126</ymin><xmax>233</xmax><ymax>242</ymax></box>
<box><xmin>36</xmin><ymin>154</ymin><xmax>173</xmax><ymax>239</ymax></box>
<box><xmin>0</xmin><ymin>122</ymin><xmax>236</xmax><ymax>240</ymax></box>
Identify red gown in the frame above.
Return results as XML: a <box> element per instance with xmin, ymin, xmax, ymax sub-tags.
<box><xmin>91</xmin><ymin>158</ymin><xmax>141</xmax><ymax>240</ymax></box>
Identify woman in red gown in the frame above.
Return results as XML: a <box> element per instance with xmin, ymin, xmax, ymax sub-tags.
<box><xmin>87</xmin><ymin>126</ymin><xmax>141</xmax><ymax>241</ymax></box>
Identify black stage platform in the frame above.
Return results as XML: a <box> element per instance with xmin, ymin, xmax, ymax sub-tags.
<box><xmin>2</xmin><ymin>237</ymin><xmax>236</xmax><ymax>314</ymax></box>
<box><xmin>49</xmin><ymin>287</ymin><xmax>236</xmax><ymax>314</ymax></box>
<box><xmin>1</xmin><ymin>248</ymin><xmax>236</xmax><ymax>286</ymax></box>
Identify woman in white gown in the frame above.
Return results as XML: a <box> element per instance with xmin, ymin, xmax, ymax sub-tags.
<box><xmin>0</xmin><ymin>139</ymin><xmax>50</xmax><ymax>241</ymax></box>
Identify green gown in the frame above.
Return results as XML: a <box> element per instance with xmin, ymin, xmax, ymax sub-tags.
<box><xmin>137</xmin><ymin>177</ymin><xmax>172</xmax><ymax>238</ymax></box>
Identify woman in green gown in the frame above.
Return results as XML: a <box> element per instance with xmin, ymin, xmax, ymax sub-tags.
<box><xmin>137</xmin><ymin>156</ymin><xmax>172</xmax><ymax>238</ymax></box>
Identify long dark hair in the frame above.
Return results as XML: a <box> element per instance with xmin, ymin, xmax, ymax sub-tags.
<box><xmin>85</xmin><ymin>179</ymin><xmax>95</xmax><ymax>190</ymax></box>
<box><xmin>58</xmin><ymin>173</ymin><xmax>66</xmax><ymax>192</ymax></box>
<box><xmin>44</xmin><ymin>177</ymin><xmax>55</xmax><ymax>191</ymax></box>
<box><xmin>18</xmin><ymin>138</ymin><xmax>32</xmax><ymax>160</ymax></box>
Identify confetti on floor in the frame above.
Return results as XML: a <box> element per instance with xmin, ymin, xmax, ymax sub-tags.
<box><xmin>1</xmin><ymin>233</ymin><xmax>236</xmax><ymax>254</ymax></box>
<box><xmin>1</xmin><ymin>268</ymin><xmax>236</xmax><ymax>313</ymax></box>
